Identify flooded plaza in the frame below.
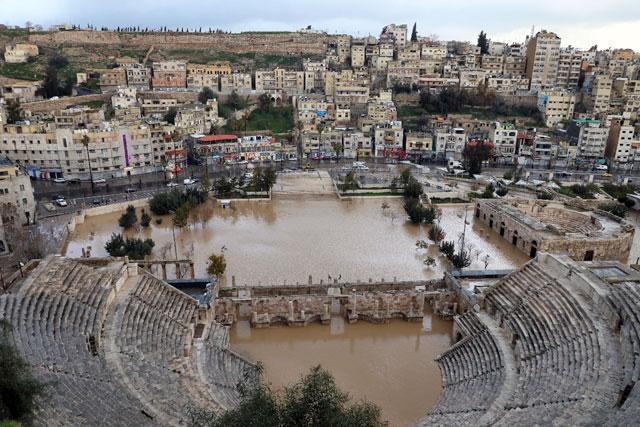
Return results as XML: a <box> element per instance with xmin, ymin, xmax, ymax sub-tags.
<box><xmin>230</xmin><ymin>312</ymin><xmax>453</xmax><ymax>427</ymax></box>
<box><xmin>63</xmin><ymin>193</ymin><xmax>529</xmax><ymax>426</ymax></box>
<box><xmin>65</xmin><ymin>198</ymin><xmax>528</xmax><ymax>284</ymax></box>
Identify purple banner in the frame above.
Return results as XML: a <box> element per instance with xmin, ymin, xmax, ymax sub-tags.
<box><xmin>122</xmin><ymin>134</ymin><xmax>130</xmax><ymax>167</ymax></box>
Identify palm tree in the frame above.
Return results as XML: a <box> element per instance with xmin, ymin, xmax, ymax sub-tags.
<box><xmin>81</xmin><ymin>135</ymin><xmax>94</xmax><ymax>194</ymax></box>
<box><xmin>316</xmin><ymin>122</ymin><xmax>325</xmax><ymax>157</ymax></box>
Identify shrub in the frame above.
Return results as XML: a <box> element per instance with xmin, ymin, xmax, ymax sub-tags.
<box><xmin>118</xmin><ymin>205</ymin><xmax>137</xmax><ymax>229</ymax></box>
<box><xmin>104</xmin><ymin>233</ymin><xmax>155</xmax><ymax>259</ymax></box>
<box><xmin>439</xmin><ymin>241</ymin><xmax>455</xmax><ymax>258</ymax></box>
<box><xmin>0</xmin><ymin>320</ymin><xmax>49</xmax><ymax>424</ymax></box>
<box><xmin>480</xmin><ymin>184</ymin><xmax>495</xmax><ymax>199</ymax></box>
<box><xmin>428</xmin><ymin>224</ymin><xmax>446</xmax><ymax>243</ymax></box>
<box><xmin>404</xmin><ymin>198</ymin><xmax>436</xmax><ymax>224</ymax></box>
<box><xmin>140</xmin><ymin>210</ymin><xmax>151</xmax><ymax>227</ymax></box>
<box><xmin>495</xmin><ymin>187</ymin><xmax>508</xmax><ymax>197</ymax></box>
<box><xmin>149</xmin><ymin>188</ymin><xmax>207</xmax><ymax>215</ymax></box>
<box><xmin>198</xmin><ymin>365</ymin><xmax>386</xmax><ymax>426</ymax></box>
<box><xmin>536</xmin><ymin>191</ymin><xmax>553</xmax><ymax>200</ymax></box>
<box><xmin>403</xmin><ymin>176</ymin><xmax>423</xmax><ymax>199</ymax></box>
<box><xmin>598</xmin><ymin>202</ymin><xmax>628</xmax><ymax>218</ymax></box>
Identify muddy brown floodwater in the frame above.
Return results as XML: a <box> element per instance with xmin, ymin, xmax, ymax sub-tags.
<box><xmin>64</xmin><ymin>197</ymin><xmax>528</xmax><ymax>425</ymax></box>
<box><xmin>230</xmin><ymin>312</ymin><xmax>453</xmax><ymax>427</ymax></box>
<box><xmin>65</xmin><ymin>199</ymin><xmax>528</xmax><ymax>284</ymax></box>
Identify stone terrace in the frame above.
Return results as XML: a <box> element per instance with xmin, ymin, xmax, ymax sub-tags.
<box><xmin>420</xmin><ymin>253</ymin><xmax>640</xmax><ymax>426</ymax></box>
<box><xmin>0</xmin><ymin>256</ymin><xmax>256</xmax><ymax>426</ymax></box>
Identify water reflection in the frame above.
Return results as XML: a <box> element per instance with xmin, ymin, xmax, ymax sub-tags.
<box><xmin>231</xmin><ymin>312</ymin><xmax>453</xmax><ymax>427</ymax></box>
<box><xmin>66</xmin><ymin>199</ymin><xmax>528</xmax><ymax>284</ymax></box>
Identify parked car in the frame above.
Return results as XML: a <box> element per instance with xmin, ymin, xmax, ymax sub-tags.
<box><xmin>92</xmin><ymin>178</ymin><xmax>106</xmax><ymax>184</ymax></box>
<box><xmin>53</xmin><ymin>177</ymin><xmax>66</xmax><ymax>183</ymax></box>
<box><xmin>183</xmin><ymin>178</ymin><xmax>197</xmax><ymax>185</ymax></box>
<box><xmin>167</xmin><ymin>182</ymin><xmax>179</xmax><ymax>187</ymax></box>
<box><xmin>55</xmin><ymin>198</ymin><xmax>67</xmax><ymax>207</ymax></box>
<box><xmin>595</xmin><ymin>164</ymin><xmax>608</xmax><ymax>171</ymax></box>
<box><xmin>124</xmin><ymin>187</ymin><xmax>136</xmax><ymax>193</ymax></box>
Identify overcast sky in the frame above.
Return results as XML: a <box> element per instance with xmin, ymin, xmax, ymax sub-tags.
<box><xmin>2</xmin><ymin>0</ymin><xmax>639</xmax><ymax>50</ymax></box>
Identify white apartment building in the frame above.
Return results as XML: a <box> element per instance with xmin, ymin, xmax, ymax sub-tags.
<box><xmin>381</xmin><ymin>24</ymin><xmax>407</xmax><ymax>48</ymax></box>
<box><xmin>351</xmin><ymin>43</ymin><xmax>366</xmax><ymax>68</ymax></box>
<box><xmin>556</xmin><ymin>49</ymin><xmax>582</xmax><ymax>90</ymax></box>
<box><xmin>538</xmin><ymin>90</ymin><xmax>576</xmax><ymax>127</ymax></box>
<box><xmin>577</xmin><ymin>123</ymin><xmax>610</xmax><ymax>160</ymax></box>
<box><xmin>606</xmin><ymin>120</ymin><xmax>636</xmax><ymax>163</ymax></box>
<box><xmin>435</xmin><ymin>128</ymin><xmax>466</xmax><ymax>161</ymax></box>
<box><xmin>489</xmin><ymin>122</ymin><xmax>518</xmax><ymax>160</ymax></box>
<box><xmin>525</xmin><ymin>30</ymin><xmax>561</xmax><ymax>92</ymax></box>
<box><xmin>0</xmin><ymin>155</ymin><xmax>36</xmax><ymax>226</ymax></box>
<box><xmin>373</xmin><ymin>121</ymin><xmax>404</xmax><ymax>157</ymax></box>
<box><xmin>590</xmin><ymin>74</ymin><xmax>613</xmax><ymax>114</ymax></box>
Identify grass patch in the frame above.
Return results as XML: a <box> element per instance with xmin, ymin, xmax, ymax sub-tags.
<box><xmin>397</xmin><ymin>105</ymin><xmax>425</xmax><ymax>117</ymax></box>
<box><xmin>429</xmin><ymin>197</ymin><xmax>468</xmax><ymax>204</ymax></box>
<box><xmin>78</xmin><ymin>100</ymin><xmax>105</xmax><ymax>108</ymax></box>
<box><xmin>0</xmin><ymin>60</ymin><xmax>44</xmax><ymax>80</ymax></box>
<box><xmin>225</xmin><ymin>106</ymin><xmax>294</xmax><ymax>134</ymax></box>
<box><xmin>557</xmin><ymin>184</ymin><xmax>598</xmax><ymax>199</ymax></box>
<box><xmin>340</xmin><ymin>191</ymin><xmax>401</xmax><ymax>197</ymax></box>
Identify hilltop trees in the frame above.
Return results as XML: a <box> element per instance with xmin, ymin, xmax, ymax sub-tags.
<box><xmin>477</xmin><ymin>31</ymin><xmax>489</xmax><ymax>54</ymax></box>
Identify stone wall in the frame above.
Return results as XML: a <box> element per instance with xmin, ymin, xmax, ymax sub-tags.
<box><xmin>214</xmin><ymin>284</ymin><xmax>443</xmax><ymax>327</ymax></box>
<box><xmin>23</xmin><ymin>93</ymin><xmax>111</xmax><ymax>113</ymax></box>
<box><xmin>474</xmin><ymin>200</ymin><xmax>634</xmax><ymax>262</ymax></box>
<box><xmin>29</xmin><ymin>31</ymin><xmax>331</xmax><ymax>55</ymax></box>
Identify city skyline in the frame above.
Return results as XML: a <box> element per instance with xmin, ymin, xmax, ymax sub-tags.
<box><xmin>1</xmin><ymin>0</ymin><xmax>640</xmax><ymax>50</ymax></box>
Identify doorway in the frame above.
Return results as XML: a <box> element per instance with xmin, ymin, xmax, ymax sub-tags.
<box><xmin>584</xmin><ymin>250</ymin><xmax>594</xmax><ymax>261</ymax></box>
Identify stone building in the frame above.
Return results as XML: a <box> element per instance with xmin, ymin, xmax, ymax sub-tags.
<box><xmin>0</xmin><ymin>155</ymin><xmax>36</xmax><ymax>225</ymax></box>
<box><xmin>99</xmin><ymin>67</ymin><xmax>126</xmax><ymax>92</ymax></box>
<box><xmin>3</xmin><ymin>43</ymin><xmax>39</xmax><ymax>63</ymax></box>
<box><xmin>219</xmin><ymin>73</ymin><xmax>252</xmax><ymax>94</ymax></box>
<box><xmin>474</xmin><ymin>199</ymin><xmax>634</xmax><ymax>261</ymax></box>
<box><xmin>151</xmin><ymin>61</ymin><xmax>187</xmax><ymax>90</ymax></box>
<box><xmin>255</xmin><ymin>68</ymin><xmax>305</xmax><ymax>95</ymax></box>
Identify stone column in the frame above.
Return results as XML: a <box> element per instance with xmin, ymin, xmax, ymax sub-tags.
<box><xmin>190</xmin><ymin>262</ymin><xmax>195</xmax><ymax>279</ymax></box>
<box><xmin>161</xmin><ymin>263</ymin><xmax>167</xmax><ymax>280</ymax></box>
<box><xmin>175</xmin><ymin>263</ymin><xmax>181</xmax><ymax>279</ymax></box>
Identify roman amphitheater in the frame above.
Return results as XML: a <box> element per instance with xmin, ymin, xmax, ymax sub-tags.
<box><xmin>2</xmin><ymin>249</ymin><xmax>640</xmax><ymax>425</ymax></box>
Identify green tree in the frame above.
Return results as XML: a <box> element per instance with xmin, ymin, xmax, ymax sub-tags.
<box><xmin>118</xmin><ymin>205</ymin><xmax>138</xmax><ymax>229</ymax></box>
<box><xmin>477</xmin><ymin>31</ymin><xmax>489</xmax><ymax>55</ymax></box>
<box><xmin>164</xmin><ymin>107</ymin><xmax>178</xmax><ymax>124</ymax></box>
<box><xmin>104</xmin><ymin>233</ymin><xmax>154</xmax><ymax>259</ymax></box>
<box><xmin>173</xmin><ymin>204</ymin><xmax>190</xmax><ymax>229</ymax></box>
<box><xmin>411</xmin><ymin>22</ymin><xmax>418</xmax><ymax>42</ymax></box>
<box><xmin>6</xmin><ymin>99</ymin><xmax>21</xmax><ymax>124</ymax></box>
<box><xmin>206</xmin><ymin>253</ymin><xmax>227</xmax><ymax>278</ymax></box>
<box><xmin>257</xmin><ymin>93</ymin><xmax>272</xmax><ymax>113</ymax></box>
<box><xmin>463</xmin><ymin>142</ymin><xmax>492</xmax><ymax>175</ymax></box>
<box><xmin>202</xmin><ymin>365</ymin><xmax>385</xmax><ymax>427</ymax></box>
<box><xmin>42</xmin><ymin>63</ymin><xmax>60</xmax><ymax>98</ymax></box>
<box><xmin>342</xmin><ymin>170</ymin><xmax>359</xmax><ymax>193</ymax></box>
<box><xmin>403</xmin><ymin>176</ymin><xmax>423</xmax><ymax>199</ymax></box>
<box><xmin>140</xmin><ymin>209</ymin><xmax>151</xmax><ymax>227</ymax></box>
<box><xmin>0</xmin><ymin>320</ymin><xmax>49</xmax><ymax>424</ymax></box>
<box><xmin>227</xmin><ymin>90</ymin><xmax>243</xmax><ymax>110</ymax></box>
<box><xmin>198</xmin><ymin>87</ymin><xmax>215</xmax><ymax>104</ymax></box>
